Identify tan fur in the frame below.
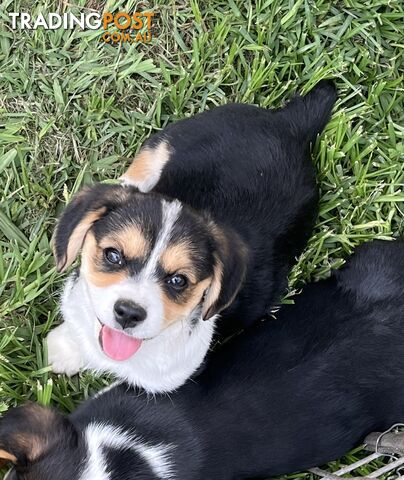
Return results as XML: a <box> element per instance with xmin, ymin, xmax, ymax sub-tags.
<box><xmin>0</xmin><ymin>449</ymin><xmax>17</xmax><ymax>464</ymax></box>
<box><xmin>85</xmin><ymin>270</ymin><xmax>127</xmax><ymax>288</ymax></box>
<box><xmin>81</xmin><ymin>233</ymin><xmax>127</xmax><ymax>287</ymax></box>
<box><xmin>202</xmin><ymin>221</ymin><xmax>248</xmax><ymax>319</ymax></box>
<box><xmin>120</xmin><ymin>141</ymin><xmax>171</xmax><ymax>191</ymax></box>
<box><xmin>160</xmin><ymin>242</ymin><xmax>198</xmax><ymax>283</ymax></box>
<box><xmin>24</xmin><ymin>403</ymin><xmax>57</xmax><ymax>430</ymax></box>
<box><xmin>13</xmin><ymin>434</ymin><xmax>45</xmax><ymax>462</ymax></box>
<box><xmin>202</xmin><ymin>257</ymin><xmax>224</xmax><ymax>319</ymax></box>
<box><xmin>100</xmin><ymin>226</ymin><xmax>149</xmax><ymax>260</ymax></box>
<box><xmin>81</xmin><ymin>227</ymin><xmax>150</xmax><ymax>288</ymax></box>
<box><xmin>124</xmin><ymin>149</ymin><xmax>155</xmax><ymax>183</ymax></box>
<box><xmin>54</xmin><ymin>207</ymin><xmax>107</xmax><ymax>272</ymax></box>
<box><xmin>1</xmin><ymin>404</ymin><xmax>60</xmax><ymax>465</ymax></box>
<box><xmin>201</xmin><ymin>221</ymin><xmax>227</xmax><ymax>318</ymax></box>
<box><xmin>162</xmin><ymin>278</ymin><xmax>211</xmax><ymax>325</ymax></box>
<box><xmin>53</xmin><ymin>186</ymin><xmax>135</xmax><ymax>273</ymax></box>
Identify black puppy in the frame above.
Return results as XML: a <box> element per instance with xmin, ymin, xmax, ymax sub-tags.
<box><xmin>2</xmin><ymin>240</ymin><xmax>403</xmax><ymax>480</ymax></box>
<box><xmin>46</xmin><ymin>81</ymin><xmax>336</xmax><ymax>393</ymax></box>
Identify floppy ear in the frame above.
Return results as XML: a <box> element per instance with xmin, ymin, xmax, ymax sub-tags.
<box><xmin>0</xmin><ymin>403</ymin><xmax>76</xmax><ymax>469</ymax></box>
<box><xmin>202</xmin><ymin>223</ymin><xmax>248</xmax><ymax>320</ymax></box>
<box><xmin>0</xmin><ymin>448</ymin><xmax>17</xmax><ymax>469</ymax></box>
<box><xmin>52</xmin><ymin>184</ymin><xmax>136</xmax><ymax>272</ymax></box>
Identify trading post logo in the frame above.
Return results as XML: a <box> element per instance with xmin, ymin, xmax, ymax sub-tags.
<box><xmin>9</xmin><ymin>12</ymin><xmax>156</xmax><ymax>44</ymax></box>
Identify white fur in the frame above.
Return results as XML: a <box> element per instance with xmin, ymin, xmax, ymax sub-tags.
<box><xmin>80</xmin><ymin>199</ymin><xmax>183</xmax><ymax>339</ymax></box>
<box><xmin>80</xmin><ymin>423</ymin><xmax>176</xmax><ymax>480</ymax></box>
<box><xmin>47</xmin><ymin>274</ymin><xmax>216</xmax><ymax>392</ymax></box>
<box><xmin>83</xmin><ymin>277</ymin><xmax>165</xmax><ymax>339</ymax></box>
<box><xmin>142</xmin><ymin>199</ymin><xmax>182</xmax><ymax>278</ymax></box>
<box><xmin>92</xmin><ymin>380</ymin><xmax>122</xmax><ymax>399</ymax></box>
<box><xmin>47</xmin><ymin>197</ymin><xmax>217</xmax><ymax>392</ymax></box>
<box><xmin>47</xmin><ymin>321</ymin><xmax>85</xmax><ymax>375</ymax></box>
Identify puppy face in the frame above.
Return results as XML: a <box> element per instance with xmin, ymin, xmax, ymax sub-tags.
<box><xmin>53</xmin><ymin>184</ymin><xmax>247</xmax><ymax>363</ymax></box>
<box><xmin>81</xmin><ymin>196</ymin><xmax>216</xmax><ymax>342</ymax></box>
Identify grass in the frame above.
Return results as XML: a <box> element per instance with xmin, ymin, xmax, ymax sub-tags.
<box><xmin>0</xmin><ymin>0</ymin><xmax>403</xmax><ymax>478</ymax></box>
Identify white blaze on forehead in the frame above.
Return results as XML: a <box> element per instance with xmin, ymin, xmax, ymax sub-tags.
<box><xmin>142</xmin><ymin>199</ymin><xmax>182</xmax><ymax>279</ymax></box>
<box><xmin>80</xmin><ymin>423</ymin><xmax>176</xmax><ymax>480</ymax></box>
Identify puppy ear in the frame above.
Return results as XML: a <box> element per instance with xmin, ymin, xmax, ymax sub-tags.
<box><xmin>0</xmin><ymin>448</ymin><xmax>17</xmax><ymax>469</ymax></box>
<box><xmin>52</xmin><ymin>184</ymin><xmax>135</xmax><ymax>272</ymax></box>
<box><xmin>202</xmin><ymin>223</ymin><xmax>248</xmax><ymax>320</ymax></box>
<box><xmin>0</xmin><ymin>403</ymin><xmax>76</xmax><ymax>469</ymax></box>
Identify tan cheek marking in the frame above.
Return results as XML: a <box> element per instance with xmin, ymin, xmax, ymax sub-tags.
<box><xmin>86</xmin><ymin>271</ymin><xmax>127</xmax><ymax>288</ymax></box>
<box><xmin>81</xmin><ymin>233</ymin><xmax>127</xmax><ymax>287</ymax></box>
<box><xmin>162</xmin><ymin>278</ymin><xmax>211</xmax><ymax>325</ymax></box>
<box><xmin>160</xmin><ymin>242</ymin><xmax>197</xmax><ymax>283</ymax></box>
<box><xmin>0</xmin><ymin>449</ymin><xmax>17</xmax><ymax>464</ymax></box>
<box><xmin>120</xmin><ymin>141</ymin><xmax>171</xmax><ymax>192</ymax></box>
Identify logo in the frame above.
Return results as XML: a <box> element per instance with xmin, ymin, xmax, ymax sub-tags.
<box><xmin>8</xmin><ymin>11</ymin><xmax>156</xmax><ymax>44</ymax></box>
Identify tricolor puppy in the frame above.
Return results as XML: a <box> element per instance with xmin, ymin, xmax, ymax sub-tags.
<box><xmin>47</xmin><ymin>80</ymin><xmax>336</xmax><ymax>392</ymax></box>
<box><xmin>2</xmin><ymin>240</ymin><xmax>404</xmax><ymax>480</ymax></box>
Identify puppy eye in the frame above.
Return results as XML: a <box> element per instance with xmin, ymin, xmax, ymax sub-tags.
<box><xmin>166</xmin><ymin>274</ymin><xmax>188</xmax><ymax>290</ymax></box>
<box><xmin>104</xmin><ymin>248</ymin><xmax>123</xmax><ymax>265</ymax></box>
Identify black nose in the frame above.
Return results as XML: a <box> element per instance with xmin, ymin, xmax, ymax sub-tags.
<box><xmin>113</xmin><ymin>300</ymin><xmax>147</xmax><ymax>329</ymax></box>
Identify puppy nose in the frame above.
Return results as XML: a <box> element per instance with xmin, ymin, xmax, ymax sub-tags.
<box><xmin>113</xmin><ymin>300</ymin><xmax>147</xmax><ymax>329</ymax></box>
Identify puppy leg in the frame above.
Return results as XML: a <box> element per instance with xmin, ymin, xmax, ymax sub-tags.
<box><xmin>46</xmin><ymin>323</ymin><xmax>83</xmax><ymax>376</ymax></box>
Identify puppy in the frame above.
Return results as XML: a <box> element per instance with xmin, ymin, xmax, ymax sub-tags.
<box><xmin>2</xmin><ymin>240</ymin><xmax>403</xmax><ymax>479</ymax></box>
<box><xmin>46</xmin><ymin>81</ymin><xmax>336</xmax><ymax>392</ymax></box>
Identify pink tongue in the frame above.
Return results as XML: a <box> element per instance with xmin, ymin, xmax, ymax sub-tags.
<box><xmin>101</xmin><ymin>325</ymin><xmax>143</xmax><ymax>361</ymax></box>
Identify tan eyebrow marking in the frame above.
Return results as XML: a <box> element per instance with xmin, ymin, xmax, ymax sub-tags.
<box><xmin>99</xmin><ymin>226</ymin><xmax>149</xmax><ymax>260</ymax></box>
<box><xmin>160</xmin><ymin>241</ymin><xmax>198</xmax><ymax>283</ymax></box>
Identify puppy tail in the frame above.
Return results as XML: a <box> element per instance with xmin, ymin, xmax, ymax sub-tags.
<box><xmin>334</xmin><ymin>239</ymin><xmax>404</xmax><ymax>303</ymax></box>
<box><xmin>280</xmin><ymin>79</ymin><xmax>337</xmax><ymax>143</ymax></box>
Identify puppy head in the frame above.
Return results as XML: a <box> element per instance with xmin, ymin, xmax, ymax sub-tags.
<box><xmin>54</xmin><ymin>184</ymin><xmax>247</xmax><ymax>362</ymax></box>
<box><xmin>0</xmin><ymin>403</ymin><xmax>80</xmax><ymax>480</ymax></box>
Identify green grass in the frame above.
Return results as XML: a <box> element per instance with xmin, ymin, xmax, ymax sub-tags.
<box><xmin>0</xmin><ymin>0</ymin><xmax>403</xmax><ymax>478</ymax></box>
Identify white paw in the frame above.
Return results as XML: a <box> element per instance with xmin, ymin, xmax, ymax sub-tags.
<box><xmin>46</xmin><ymin>323</ymin><xmax>83</xmax><ymax>376</ymax></box>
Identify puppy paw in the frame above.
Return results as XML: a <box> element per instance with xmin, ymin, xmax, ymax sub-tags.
<box><xmin>46</xmin><ymin>323</ymin><xmax>83</xmax><ymax>376</ymax></box>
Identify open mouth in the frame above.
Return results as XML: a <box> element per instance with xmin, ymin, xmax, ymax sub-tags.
<box><xmin>98</xmin><ymin>321</ymin><xmax>143</xmax><ymax>362</ymax></box>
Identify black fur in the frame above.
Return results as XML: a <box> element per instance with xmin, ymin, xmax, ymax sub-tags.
<box><xmin>52</xmin><ymin>184</ymin><xmax>137</xmax><ymax>271</ymax></box>
<box><xmin>148</xmin><ymin>80</ymin><xmax>337</xmax><ymax>331</ymax></box>
<box><xmin>53</xmin><ymin>80</ymin><xmax>336</xmax><ymax>336</ymax></box>
<box><xmin>2</xmin><ymin>240</ymin><xmax>403</xmax><ymax>480</ymax></box>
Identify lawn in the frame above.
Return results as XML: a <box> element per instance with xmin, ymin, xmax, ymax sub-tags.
<box><xmin>0</xmin><ymin>0</ymin><xmax>403</xmax><ymax>478</ymax></box>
